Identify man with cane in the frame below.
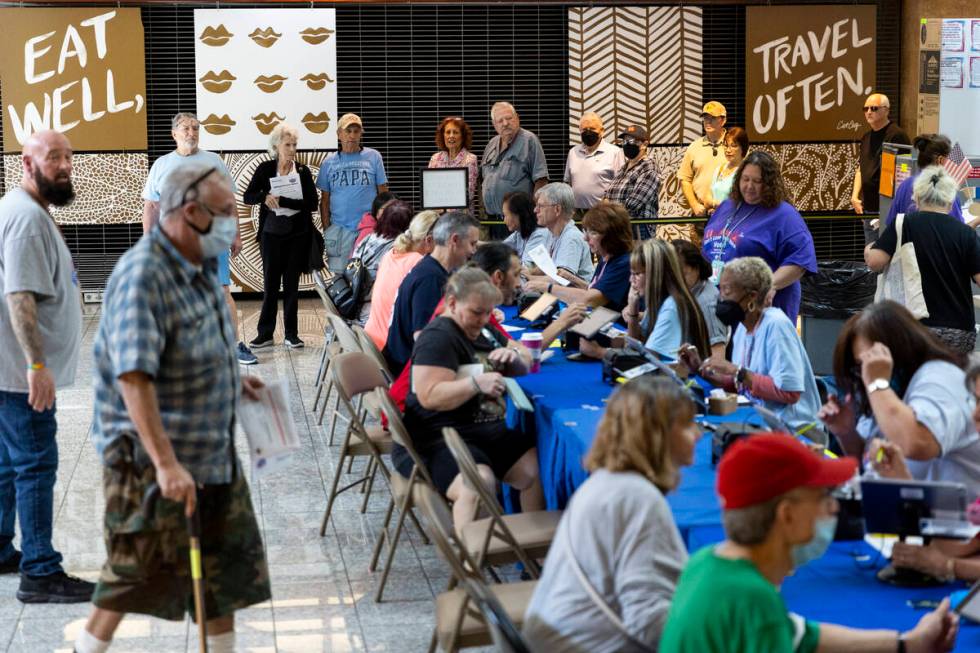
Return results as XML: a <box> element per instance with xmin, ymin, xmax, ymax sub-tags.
<box><xmin>75</xmin><ymin>161</ymin><xmax>270</xmax><ymax>653</ymax></box>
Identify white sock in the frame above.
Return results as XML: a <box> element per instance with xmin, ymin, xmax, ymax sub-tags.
<box><xmin>207</xmin><ymin>631</ymin><xmax>236</xmax><ymax>653</ymax></box>
<box><xmin>74</xmin><ymin>629</ymin><xmax>111</xmax><ymax>653</ymax></box>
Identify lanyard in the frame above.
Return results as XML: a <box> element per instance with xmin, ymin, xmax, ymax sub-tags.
<box><xmin>588</xmin><ymin>257</ymin><xmax>607</xmax><ymax>289</ymax></box>
<box><xmin>712</xmin><ymin>203</ymin><xmax>758</xmax><ymax>259</ymax></box>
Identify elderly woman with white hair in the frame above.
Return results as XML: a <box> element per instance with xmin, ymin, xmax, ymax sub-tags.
<box><xmin>243</xmin><ymin>123</ymin><xmax>319</xmax><ymax>350</ymax></box>
<box><xmin>866</xmin><ymin>165</ymin><xmax>980</xmax><ymax>353</ymax></box>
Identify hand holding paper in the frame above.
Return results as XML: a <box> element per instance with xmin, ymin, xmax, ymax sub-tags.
<box><xmin>237</xmin><ymin>377</ymin><xmax>301</xmax><ymax>477</ymax></box>
<box><xmin>269</xmin><ymin>174</ymin><xmax>303</xmax><ymax>217</ymax></box>
<box><xmin>527</xmin><ymin>244</ymin><xmax>571</xmax><ymax>286</ymax></box>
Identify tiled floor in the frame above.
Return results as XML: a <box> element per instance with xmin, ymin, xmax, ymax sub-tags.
<box><xmin>0</xmin><ymin>298</ymin><xmax>472</xmax><ymax>653</ymax></box>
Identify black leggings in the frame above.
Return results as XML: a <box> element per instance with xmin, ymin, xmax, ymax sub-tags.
<box><xmin>257</xmin><ymin>230</ymin><xmax>308</xmax><ymax>340</ymax></box>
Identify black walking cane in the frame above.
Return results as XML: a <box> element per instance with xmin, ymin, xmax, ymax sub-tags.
<box><xmin>142</xmin><ymin>483</ymin><xmax>208</xmax><ymax>653</ymax></box>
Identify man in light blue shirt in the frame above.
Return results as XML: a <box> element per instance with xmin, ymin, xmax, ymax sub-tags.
<box><xmin>142</xmin><ymin>112</ymin><xmax>256</xmax><ymax>365</ymax></box>
<box><xmin>316</xmin><ymin>113</ymin><xmax>388</xmax><ymax>273</ymax></box>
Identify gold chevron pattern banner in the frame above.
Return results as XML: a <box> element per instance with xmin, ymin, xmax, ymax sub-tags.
<box><xmin>568</xmin><ymin>6</ymin><xmax>703</xmax><ymax>146</ymax></box>
<box><xmin>194</xmin><ymin>9</ymin><xmax>337</xmax><ymax>150</ymax></box>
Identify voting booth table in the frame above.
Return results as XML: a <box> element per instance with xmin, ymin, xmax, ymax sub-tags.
<box><xmin>500</xmin><ymin>306</ymin><xmax>980</xmax><ymax>648</ymax></box>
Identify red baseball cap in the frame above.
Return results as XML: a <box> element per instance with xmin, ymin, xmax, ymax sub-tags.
<box><xmin>717</xmin><ymin>433</ymin><xmax>857</xmax><ymax>509</ymax></box>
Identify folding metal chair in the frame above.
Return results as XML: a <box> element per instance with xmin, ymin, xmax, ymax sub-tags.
<box><xmin>412</xmin><ymin>481</ymin><xmax>537</xmax><ymax>653</ymax></box>
<box><xmin>318</xmin><ymin>352</ymin><xmax>394</xmax><ymax>535</ymax></box>
<box><xmin>368</xmin><ymin>387</ymin><xmax>437</xmax><ymax>602</ymax></box>
<box><xmin>441</xmin><ymin>427</ymin><xmax>562</xmax><ymax>578</ymax></box>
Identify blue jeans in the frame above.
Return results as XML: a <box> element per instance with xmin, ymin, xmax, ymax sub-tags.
<box><xmin>0</xmin><ymin>390</ymin><xmax>63</xmax><ymax>576</ymax></box>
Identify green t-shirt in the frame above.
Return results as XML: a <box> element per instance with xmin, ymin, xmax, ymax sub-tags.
<box><xmin>660</xmin><ymin>546</ymin><xmax>821</xmax><ymax>653</ymax></box>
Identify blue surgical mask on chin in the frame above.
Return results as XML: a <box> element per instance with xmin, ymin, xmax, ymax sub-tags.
<box><xmin>197</xmin><ymin>216</ymin><xmax>237</xmax><ymax>260</ymax></box>
<box><xmin>791</xmin><ymin>515</ymin><xmax>837</xmax><ymax>568</ymax></box>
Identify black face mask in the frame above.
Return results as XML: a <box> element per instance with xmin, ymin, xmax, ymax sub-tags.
<box><xmin>581</xmin><ymin>129</ymin><xmax>600</xmax><ymax>147</ymax></box>
<box><xmin>622</xmin><ymin>143</ymin><xmax>641</xmax><ymax>160</ymax></box>
<box><xmin>715</xmin><ymin>299</ymin><xmax>746</xmax><ymax>328</ymax></box>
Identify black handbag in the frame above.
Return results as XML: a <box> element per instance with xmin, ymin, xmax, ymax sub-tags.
<box><xmin>325</xmin><ymin>258</ymin><xmax>367</xmax><ymax>319</ymax></box>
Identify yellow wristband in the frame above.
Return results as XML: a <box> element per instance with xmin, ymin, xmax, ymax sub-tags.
<box><xmin>27</xmin><ymin>362</ymin><xmax>44</xmax><ymax>371</ymax></box>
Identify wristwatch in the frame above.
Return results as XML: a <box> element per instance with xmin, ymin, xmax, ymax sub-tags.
<box><xmin>547</xmin><ymin>282</ymin><xmax>553</xmax><ymax>294</ymax></box>
<box><xmin>866</xmin><ymin>378</ymin><xmax>891</xmax><ymax>395</ymax></box>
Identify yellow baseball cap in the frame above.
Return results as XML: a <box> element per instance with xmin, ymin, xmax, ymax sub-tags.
<box><xmin>700</xmin><ymin>101</ymin><xmax>727</xmax><ymax>118</ymax></box>
<box><xmin>338</xmin><ymin>113</ymin><xmax>363</xmax><ymax>130</ymax></box>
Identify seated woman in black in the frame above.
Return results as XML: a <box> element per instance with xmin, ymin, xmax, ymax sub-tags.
<box><xmin>525</xmin><ymin>200</ymin><xmax>634</xmax><ymax>312</ymax></box>
<box><xmin>394</xmin><ymin>267</ymin><xmax>544</xmax><ymax>528</ymax></box>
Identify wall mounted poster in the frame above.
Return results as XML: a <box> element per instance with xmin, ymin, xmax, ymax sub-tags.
<box><xmin>745</xmin><ymin>5</ymin><xmax>876</xmax><ymax>142</ymax></box>
<box><xmin>0</xmin><ymin>8</ymin><xmax>147</xmax><ymax>152</ymax></box>
<box><xmin>194</xmin><ymin>9</ymin><xmax>337</xmax><ymax>150</ymax></box>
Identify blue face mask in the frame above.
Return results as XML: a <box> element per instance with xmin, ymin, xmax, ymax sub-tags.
<box><xmin>197</xmin><ymin>216</ymin><xmax>237</xmax><ymax>260</ymax></box>
<box><xmin>791</xmin><ymin>515</ymin><xmax>837</xmax><ymax>568</ymax></box>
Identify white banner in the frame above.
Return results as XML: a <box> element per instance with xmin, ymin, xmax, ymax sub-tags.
<box><xmin>194</xmin><ymin>8</ymin><xmax>337</xmax><ymax>150</ymax></box>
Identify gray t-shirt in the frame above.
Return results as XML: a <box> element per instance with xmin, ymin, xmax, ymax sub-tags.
<box><xmin>0</xmin><ymin>188</ymin><xmax>82</xmax><ymax>391</ymax></box>
<box><xmin>524</xmin><ymin>469</ymin><xmax>687</xmax><ymax>653</ymax></box>
<box><xmin>858</xmin><ymin>360</ymin><xmax>980</xmax><ymax>500</ymax></box>
<box><xmin>546</xmin><ymin>220</ymin><xmax>594</xmax><ymax>281</ymax></box>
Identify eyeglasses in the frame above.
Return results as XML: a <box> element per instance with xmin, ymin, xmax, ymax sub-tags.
<box><xmin>723</xmin><ymin>142</ymin><xmax>739</xmax><ymax>150</ymax></box>
<box><xmin>180</xmin><ymin>166</ymin><xmax>219</xmax><ymax>207</ymax></box>
<box><xmin>584</xmin><ymin>229</ymin><xmax>602</xmax><ymax>237</ymax></box>
<box><xmin>863</xmin><ymin>106</ymin><xmax>884</xmax><ymax>113</ymax></box>
<box><xmin>535</xmin><ymin>203</ymin><xmax>559</xmax><ymax>211</ymax></box>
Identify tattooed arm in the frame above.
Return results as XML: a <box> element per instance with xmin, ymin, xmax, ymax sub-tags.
<box><xmin>6</xmin><ymin>291</ymin><xmax>55</xmax><ymax>411</ymax></box>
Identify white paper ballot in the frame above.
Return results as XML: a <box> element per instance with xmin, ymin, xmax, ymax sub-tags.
<box><xmin>527</xmin><ymin>244</ymin><xmax>571</xmax><ymax>286</ymax></box>
<box><xmin>269</xmin><ymin>173</ymin><xmax>303</xmax><ymax>217</ymax></box>
<box><xmin>237</xmin><ymin>377</ymin><xmax>301</xmax><ymax>478</ymax></box>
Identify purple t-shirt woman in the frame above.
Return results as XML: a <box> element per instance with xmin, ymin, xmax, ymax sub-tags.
<box><xmin>702</xmin><ymin>199</ymin><xmax>817</xmax><ymax>323</ymax></box>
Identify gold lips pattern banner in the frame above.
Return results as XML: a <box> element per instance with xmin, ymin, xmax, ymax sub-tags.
<box><xmin>193</xmin><ymin>9</ymin><xmax>337</xmax><ymax>150</ymax></box>
<box><xmin>0</xmin><ymin>7</ymin><xmax>147</xmax><ymax>152</ymax></box>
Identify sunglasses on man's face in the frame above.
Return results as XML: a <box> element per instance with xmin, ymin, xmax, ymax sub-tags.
<box><xmin>863</xmin><ymin>106</ymin><xmax>884</xmax><ymax>113</ymax></box>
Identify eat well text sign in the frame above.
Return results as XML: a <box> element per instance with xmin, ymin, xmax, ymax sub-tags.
<box><xmin>0</xmin><ymin>8</ymin><xmax>147</xmax><ymax>152</ymax></box>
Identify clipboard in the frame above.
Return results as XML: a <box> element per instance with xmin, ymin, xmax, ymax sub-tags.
<box><xmin>570</xmin><ymin>307</ymin><xmax>620</xmax><ymax>339</ymax></box>
<box><xmin>519</xmin><ymin>293</ymin><xmax>558</xmax><ymax>322</ymax></box>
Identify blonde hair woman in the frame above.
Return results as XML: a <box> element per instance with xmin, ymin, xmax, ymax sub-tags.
<box><xmin>364</xmin><ymin>210</ymin><xmax>440</xmax><ymax>349</ymax></box>
<box><xmin>524</xmin><ymin>376</ymin><xmax>699</xmax><ymax>653</ymax></box>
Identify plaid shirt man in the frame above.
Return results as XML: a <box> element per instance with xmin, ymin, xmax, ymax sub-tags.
<box><xmin>92</xmin><ymin>226</ymin><xmax>240</xmax><ymax>484</ymax></box>
<box><xmin>603</xmin><ymin>156</ymin><xmax>661</xmax><ymax>221</ymax></box>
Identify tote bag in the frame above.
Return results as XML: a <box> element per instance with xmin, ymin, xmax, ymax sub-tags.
<box><xmin>874</xmin><ymin>213</ymin><xmax>929</xmax><ymax>319</ymax></box>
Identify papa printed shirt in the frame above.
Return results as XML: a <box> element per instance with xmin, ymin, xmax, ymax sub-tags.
<box><xmin>316</xmin><ymin>148</ymin><xmax>388</xmax><ymax>230</ymax></box>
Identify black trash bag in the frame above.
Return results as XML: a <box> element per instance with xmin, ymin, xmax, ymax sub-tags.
<box><xmin>800</xmin><ymin>260</ymin><xmax>877</xmax><ymax>319</ymax></box>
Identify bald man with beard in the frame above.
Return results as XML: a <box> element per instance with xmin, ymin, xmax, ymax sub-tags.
<box><xmin>0</xmin><ymin>130</ymin><xmax>92</xmax><ymax>603</ymax></box>
<box><xmin>852</xmin><ymin>93</ymin><xmax>910</xmax><ymax>244</ymax></box>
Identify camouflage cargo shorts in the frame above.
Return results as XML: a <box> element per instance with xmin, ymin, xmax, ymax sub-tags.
<box><xmin>92</xmin><ymin>437</ymin><xmax>271</xmax><ymax>621</ymax></box>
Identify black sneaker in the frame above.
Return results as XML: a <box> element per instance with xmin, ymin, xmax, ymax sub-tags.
<box><xmin>0</xmin><ymin>551</ymin><xmax>21</xmax><ymax>574</ymax></box>
<box><xmin>284</xmin><ymin>336</ymin><xmax>305</xmax><ymax>349</ymax></box>
<box><xmin>17</xmin><ymin>571</ymin><xmax>95</xmax><ymax>604</ymax></box>
<box><xmin>249</xmin><ymin>336</ymin><xmax>274</xmax><ymax>350</ymax></box>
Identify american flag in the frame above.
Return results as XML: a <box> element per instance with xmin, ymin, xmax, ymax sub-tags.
<box><xmin>944</xmin><ymin>142</ymin><xmax>972</xmax><ymax>187</ymax></box>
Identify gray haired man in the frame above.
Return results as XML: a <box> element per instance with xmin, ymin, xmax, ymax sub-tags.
<box><xmin>528</xmin><ymin>182</ymin><xmax>594</xmax><ymax>281</ymax></box>
<box><xmin>383</xmin><ymin>210</ymin><xmax>481</xmax><ymax>376</ymax></box>
<box><xmin>481</xmin><ymin>102</ymin><xmax>549</xmax><ymax>234</ymax></box>
<box><xmin>77</xmin><ymin>160</ymin><xmax>270</xmax><ymax>653</ymax></box>
<box><xmin>142</xmin><ymin>112</ymin><xmax>256</xmax><ymax>365</ymax></box>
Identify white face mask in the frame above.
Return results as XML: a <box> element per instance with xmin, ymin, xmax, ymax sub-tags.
<box><xmin>195</xmin><ymin>216</ymin><xmax>237</xmax><ymax>259</ymax></box>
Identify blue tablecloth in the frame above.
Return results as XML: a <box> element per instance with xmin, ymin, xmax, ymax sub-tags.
<box><xmin>502</xmin><ymin>308</ymin><xmax>979</xmax><ymax>647</ymax></box>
